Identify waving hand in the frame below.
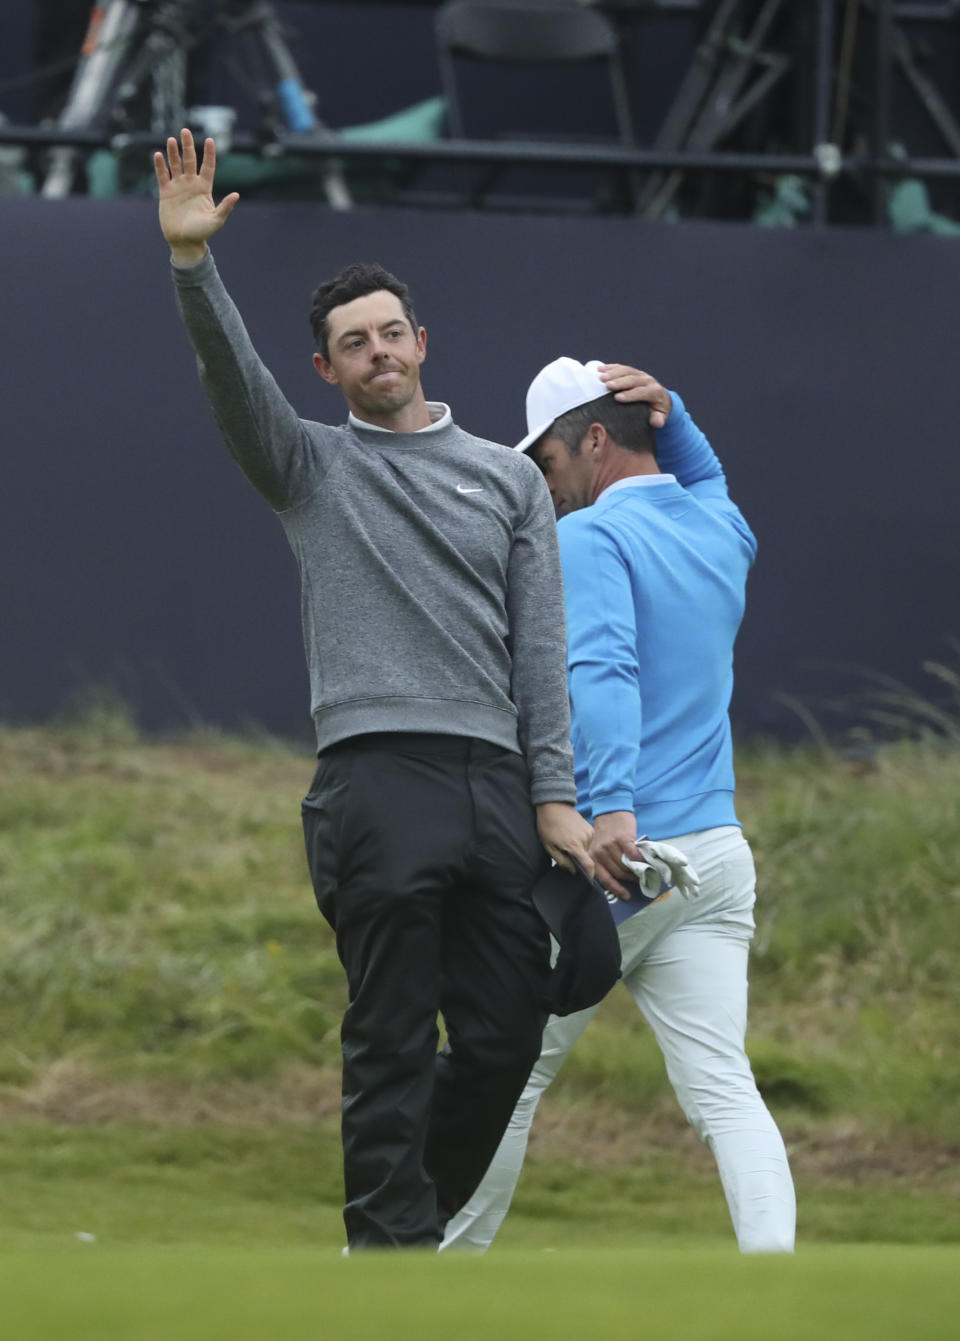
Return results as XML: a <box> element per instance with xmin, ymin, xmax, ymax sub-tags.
<box><xmin>154</xmin><ymin>128</ymin><xmax>239</xmax><ymax>265</ymax></box>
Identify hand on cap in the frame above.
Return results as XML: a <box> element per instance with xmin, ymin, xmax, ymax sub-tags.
<box><xmin>598</xmin><ymin>365</ymin><xmax>672</xmax><ymax>429</ymax></box>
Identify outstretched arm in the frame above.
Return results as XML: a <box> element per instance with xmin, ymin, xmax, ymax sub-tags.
<box><xmin>156</xmin><ymin>129</ymin><xmax>324</xmax><ymax>511</ymax></box>
<box><xmin>154</xmin><ymin>128</ymin><xmax>239</xmax><ymax>265</ymax></box>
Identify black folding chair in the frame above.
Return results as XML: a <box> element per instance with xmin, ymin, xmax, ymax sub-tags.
<box><xmin>436</xmin><ymin>0</ymin><xmax>635</xmax><ymax>145</ymax></box>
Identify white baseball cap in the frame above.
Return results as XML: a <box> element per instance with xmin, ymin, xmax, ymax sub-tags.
<box><xmin>514</xmin><ymin>357</ymin><xmax>609</xmax><ymax>453</ymax></box>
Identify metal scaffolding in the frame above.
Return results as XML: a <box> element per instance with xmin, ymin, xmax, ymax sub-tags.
<box><xmin>1</xmin><ymin>0</ymin><xmax>959</xmax><ymax>224</ymax></box>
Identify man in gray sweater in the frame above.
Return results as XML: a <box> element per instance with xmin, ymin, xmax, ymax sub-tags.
<box><xmin>154</xmin><ymin>130</ymin><xmax>593</xmax><ymax>1250</ymax></box>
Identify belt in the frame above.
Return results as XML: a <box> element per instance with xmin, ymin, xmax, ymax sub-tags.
<box><xmin>321</xmin><ymin>731</ymin><xmax>510</xmax><ymax>760</ymax></box>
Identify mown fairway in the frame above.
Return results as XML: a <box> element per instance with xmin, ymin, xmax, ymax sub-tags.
<box><xmin>1</xmin><ymin>709</ymin><xmax>958</xmax><ymax>1278</ymax></box>
<box><xmin>5</xmin><ymin>1245</ymin><xmax>960</xmax><ymax>1341</ymax></box>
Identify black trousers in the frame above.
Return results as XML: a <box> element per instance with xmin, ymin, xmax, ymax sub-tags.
<box><xmin>302</xmin><ymin>733</ymin><xmax>551</xmax><ymax>1249</ymax></box>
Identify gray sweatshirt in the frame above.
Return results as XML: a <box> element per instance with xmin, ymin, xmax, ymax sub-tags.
<box><xmin>172</xmin><ymin>254</ymin><xmax>575</xmax><ymax>806</ymax></box>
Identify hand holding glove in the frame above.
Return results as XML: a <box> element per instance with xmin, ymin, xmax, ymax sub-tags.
<box><xmin>620</xmin><ymin>837</ymin><xmax>701</xmax><ymax>900</ymax></box>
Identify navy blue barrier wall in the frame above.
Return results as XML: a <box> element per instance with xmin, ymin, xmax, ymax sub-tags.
<box><xmin>1</xmin><ymin>196</ymin><xmax>958</xmax><ymax>740</ymax></box>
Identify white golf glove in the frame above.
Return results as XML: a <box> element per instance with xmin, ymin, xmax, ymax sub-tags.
<box><xmin>620</xmin><ymin>837</ymin><xmax>701</xmax><ymax>900</ymax></box>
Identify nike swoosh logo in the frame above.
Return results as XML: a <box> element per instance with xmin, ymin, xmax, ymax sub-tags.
<box><xmin>456</xmin><ymin>485</ymin><xmax>483</xmax><ymax>494</ymax></box>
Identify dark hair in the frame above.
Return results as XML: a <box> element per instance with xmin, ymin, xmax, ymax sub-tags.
<box><xmin>309</xmin><ymin>262</ymin><xmax>418</xmax><ymax>358</ymax></box>
<box><xmin>550</xmin><ymin>393</ymin><xmax>657</xmax><ymax>459</ymax></box>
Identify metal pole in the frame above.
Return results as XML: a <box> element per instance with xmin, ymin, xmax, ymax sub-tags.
<box><xmin>241</xmin><ymin>1</ymin><xmax>351</xmax><ymax>210</ymax></box>
<box><xmin>9</xmin><ymin>125</ymin><xmax>960</xmax><ymax>186</ymax></box>
<box><xmin>832</xmin><ymin>0</ymin><xmax>860</xmax><ymax>150</ymax></box>
<box><xmin>812</xmin><ymin>0</ymin><xmax>836</xmax><ymax>227</ymax></box>
<box><xmin>872</xmin><ymin>0</ymin><xmax>894</xmax><ymax>225</ymax></box>
<box><xmin>40</xmin><ymin>0</ymin><xmax>143</xmax><ymax>198</ymax></box>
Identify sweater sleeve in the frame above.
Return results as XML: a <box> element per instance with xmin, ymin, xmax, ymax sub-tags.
<box><xmin>654</xmin><ymin>390</ymin><xmax>727</xmax><ymax>497</ymax></box>
<box><xmin>655</xmin><ymin>391</ymin><xmax>758</xmax><ymax>560</ymax></box>
<box><xmin>505</xmin><ymin>465</ymin><xmax>577</xmax><ymax>806</ymax></box>
<box><xmin>172</xmin><ymin>252</ymin><xmax>328</xmax><ymax>512</ymax></box>
<box><xmin>558</xmin><ymin>517</ymin><xmax>641</xmax><ymax>816</ymax></box>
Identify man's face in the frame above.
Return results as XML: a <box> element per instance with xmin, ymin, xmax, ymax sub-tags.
<box><xmin>533</xmin><ymin>434</ymin><xmax>597</xmax><ymax>518</ymax></box>
<box><xmin>313</xmin><ymin>291</ymin><xmax>426</xmax><ymax>418</ymax></box>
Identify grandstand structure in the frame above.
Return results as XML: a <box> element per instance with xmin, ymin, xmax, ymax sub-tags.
<box><xmin>0</xmin><ymin>1</ymin><xmax>958</xmax><ymax>227</ymax></box>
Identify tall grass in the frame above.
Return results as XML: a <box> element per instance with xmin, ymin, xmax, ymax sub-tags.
<box><xmin>0</xmin><ymin>712</ymin><xmax>342</xmax><ymax>1091</ymax></box>
<box><xmin>1</xmin><ymin>702</ymin><xmax>958</xmax><ymax>1247</ymax></box>
<box><xmin>2</xmin><ymin>710</ymin><xmax>958</xmax><ymax>1110</ymax></box>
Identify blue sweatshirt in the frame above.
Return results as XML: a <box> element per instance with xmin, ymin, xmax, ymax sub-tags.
<box><xmin>557</xmin><ymin>392</ymin><xmax>756</xmax><ymax>838</ymax></box>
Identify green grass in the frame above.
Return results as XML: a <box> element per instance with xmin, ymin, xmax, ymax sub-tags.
<box><xmin>1</xmin><ymin>713</ymin><xmax>959</xmax><ymax>1254</ymax></box>
<box><xmin>5</xmin><ymin>1246</ymin><xmax>960</xmax><ymax>1341</ymax></box>
<box><xmin>1</xmin><ymin>1114</ymin><xmax>955</xmax><ymax>1255</ymax></box>
<box><xmin>0</xmin><ymin>721</ymin><xmax>343</xmax><ymax>1085</ymax></box>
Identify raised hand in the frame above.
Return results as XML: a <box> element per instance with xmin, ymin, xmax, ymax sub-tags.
<box><xmin>598</xmin><ymin>364</ymin><xmax>672</xmax><ymax>429</ymax></box>
<box><xmin>154</xmin><ymin>128</ymin><xmax>239</xmax><ymax>265</ymax></box>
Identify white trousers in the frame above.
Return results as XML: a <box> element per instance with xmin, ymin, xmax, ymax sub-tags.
<box><xmin>440</xmin><ymin>826</ymin><xmax>796</xmax><ymax>1254</ymax></box>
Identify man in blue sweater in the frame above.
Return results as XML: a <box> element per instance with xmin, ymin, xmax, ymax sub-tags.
<box><xmin>442</xmin><ymin>359</ymin><xmax>796</xmax><ymax>1254</ymax></box>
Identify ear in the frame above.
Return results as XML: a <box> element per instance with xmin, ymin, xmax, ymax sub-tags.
<box><xmin>587</xmin><ymin>422</ymin><xmax>609</xmax><ymax>455</ymax></box>
<box><xmin>415</xmin><ymin>325</ymin><xmax>427</xmax><ymax>366</ymax></box>
<box><xmin>313</xmin><ymin>351</ymin><xmax>339</xmax><ymax>386</ymax></box>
